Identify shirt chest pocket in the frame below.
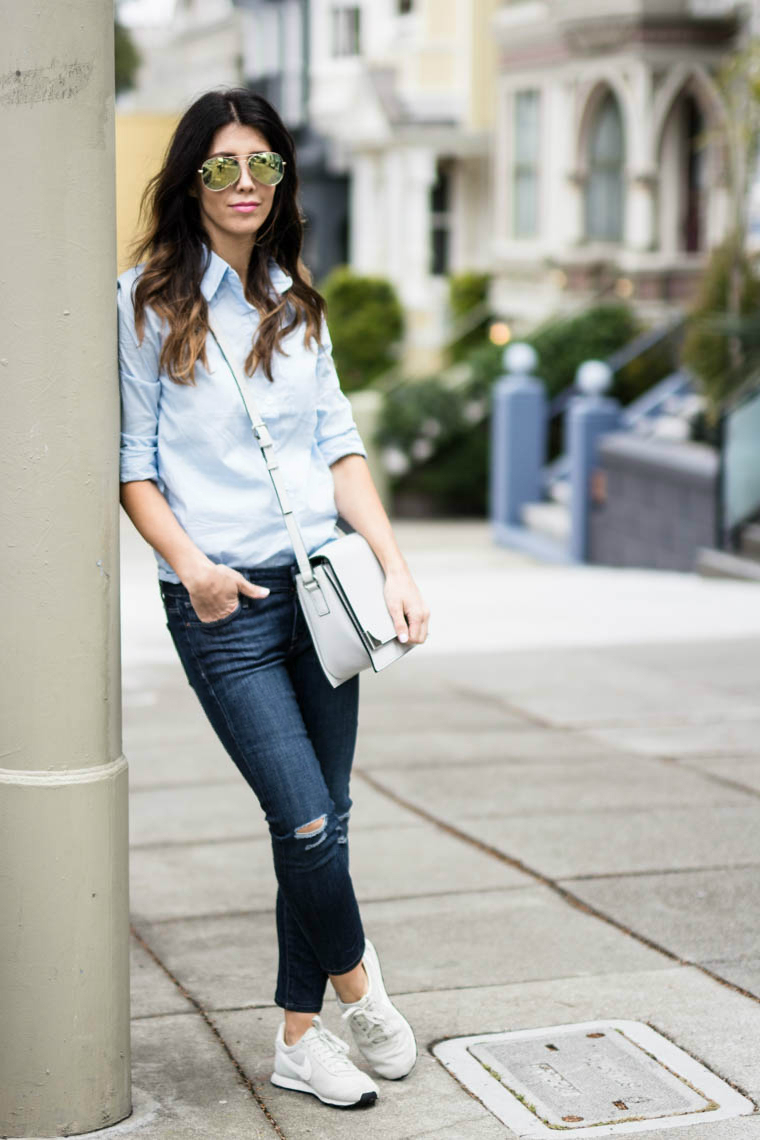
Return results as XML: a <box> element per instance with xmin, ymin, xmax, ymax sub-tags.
<box><xmin>225</xmin><ymin>359</ymin><xmax>320</xmax><ymax>501</ymax></box>
<box><xmin>265</xmin><ymin>327</ymin><xmax>320</xmax><ymax>430</ymax></box>
<box><xmin>211</xmin><ymin>326</ymin><xmax>319</xmax><ymax>429</ymax></box>
<box><xmin>159</xmin><ymin>330</ymin><xmax>320</xmax><ymax>474</ymax></box>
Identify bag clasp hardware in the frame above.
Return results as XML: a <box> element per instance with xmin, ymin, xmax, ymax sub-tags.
<box><xmin>302</xmin><ymin>575</ymin><xmax>331</xmax><ymax>617</ymax></box>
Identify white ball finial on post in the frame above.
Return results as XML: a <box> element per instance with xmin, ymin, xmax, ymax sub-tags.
<box><xmin>575</xmin><ymin>359</ymin><xmax>613</xmax><ymax>396</ymax></box>
<box><xmin>504</xmin><ymin>341</ymin><xmax>538</xmax><ymax>376</ymax></box>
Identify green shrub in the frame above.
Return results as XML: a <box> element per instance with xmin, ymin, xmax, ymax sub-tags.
<box><xmin>614</xmin><ymin>337</ymin><xmax>680</xmax><ymax>406</ymax></box>
<box><xmin>318</xmin><ymin>265</ymin><xmax>404</xmax><ymax>391</ymax></box>
<box><xmin>681</xmin><ymin>232</ymin><xmax>760</xmax><ymax>414</ymax></box>
<box><xmin>526</xmin><ymin>302</ymin><xmax>642</xmax><ymax>400</ymax></box>
<box><xmin>464</xmin><ymin>340</ymin><xmax>505</xmax><ymax>390</ymax></box>
<box><xmin>374</xmin><ymin>359</ymin><xmax>493</xmax><ymax>516</ymax></box>
<box><xmin>376</xmin><ymin>376</ymin><xmax>472</xmax><ymax>454</ymax></box>
<box><xmin>115</xmin><ymin>20</ymin><xmax>141</xmax><ymax>96</ymax></box>
<box><xmin>449</xmin><ymin>271</ymin><xmax>490</xmax><ymax>319</ymax></box>
<box><xmin>392</xmin><ymin>422</ymin><xmax>490</xmax><ymax>516</ymax></box>
<box><xmin>447</xmin><ymin>271</ymin><xmax>492</xmax><ymax>361</ymax></box>
<box><xmin>375</xmin><ymin>300</ymin><xmax>675</xmax><ymax>517</ymax></box>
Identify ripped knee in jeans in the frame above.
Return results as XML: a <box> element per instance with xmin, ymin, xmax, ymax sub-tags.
<box><xmin>294</xmin><ymin>814</ymin><xmax>327</xmax><ymax>850</ymax></box>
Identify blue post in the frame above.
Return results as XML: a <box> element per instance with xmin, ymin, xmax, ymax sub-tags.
<box><xmin>490</xmin><ymin>342</ymin><xmax>546</xmax><ymax>527</ymax></box>
<box><xmin>568</xmin><ymin>360</ymin><xmax>621</xmax><ymax>562</ymax></box>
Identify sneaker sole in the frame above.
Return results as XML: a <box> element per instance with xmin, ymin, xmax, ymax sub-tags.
<box><xmin>270</xmin><ymin>1072</ymin><xmax>377</xmax><ymax>1108</ymax></box>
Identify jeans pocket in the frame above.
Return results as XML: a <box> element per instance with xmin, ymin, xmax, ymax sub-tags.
<box><xmin>184</xmin><ymin>597</ymin><xmax>245</xmax><ymax>630</ymax></box>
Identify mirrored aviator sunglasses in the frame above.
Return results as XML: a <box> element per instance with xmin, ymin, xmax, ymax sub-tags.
<box><xmin>198</xmin><ymin>151</ymin><xmax>286</xmax><ymax>191</ymax></box>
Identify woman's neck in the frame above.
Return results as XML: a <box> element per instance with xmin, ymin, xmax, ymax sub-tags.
<box><xmin>208</xmin><ymin>233</ymin><xmax>257</xmax><ymax>288</ymax></box>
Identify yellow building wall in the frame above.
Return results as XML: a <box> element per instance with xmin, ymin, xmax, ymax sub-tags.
<box><xmin>414</xmin><ymin>49</ymin><xmax>458</xmax><ymax>90</ymax></box>
<box><xmin>469</xmin><ymin>0</ymin><xmax>499</xmax><ymax>130</ymax></box>
<box><xmin>406</xmin><ymin>0</ymin><xmax>499</xmax><ymax>126</ymax></box>
<box><xmin>423</xmin><ymin>0</ymin><xmax>457</xmax><ymax>38</ymax></box>
<box><xmin>116</xmin><ymin>113</ymin><xmax>180</xmax><ymax>272</ymax></box>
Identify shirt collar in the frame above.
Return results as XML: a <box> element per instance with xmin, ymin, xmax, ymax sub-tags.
<box><xmin>200</xmin><ymin>246</ymin><xmax>293</xmax><ymax>302</ymax></box>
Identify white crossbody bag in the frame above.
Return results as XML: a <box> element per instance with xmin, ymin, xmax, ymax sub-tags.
<box><xmin>209</xmin><ymin>327</ymin><xmax>415</xmax><ymax>688</ymax></box>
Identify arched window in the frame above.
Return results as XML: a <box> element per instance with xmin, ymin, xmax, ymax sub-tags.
<box><xmin>683</xmin><ymin>94</ymin><xmax>706</xmax><ymax>253</ymax></box>
<box><xmin>585</xmin><ymin>92</ymin><xmax>624</xmax><ymax>242</ymax></box>
<box><xmin>513</xmin><ymin>89</ymin><xmax>540</xmax><ymax>238</ymax></box>
<box><xmin>430</xmin><ymin>159</ymin><xmax>453</xmax><ymax>275</ymax></box>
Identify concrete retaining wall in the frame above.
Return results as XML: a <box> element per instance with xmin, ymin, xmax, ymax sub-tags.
<box><xmin>589</xmin><ymin>433</ymin><xmax>719</xmax><ymax>572</ymax></box>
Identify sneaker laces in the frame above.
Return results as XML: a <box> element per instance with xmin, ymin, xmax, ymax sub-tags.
<box><xmin>305</xmin><ymin>1019</ymin><xmax>355</xmax><ymax>1072</ymax></box>
<box><xmin>341</xmin><ymin>997</ymin><xmax>391</xmax><ymax>1046</ymax></box>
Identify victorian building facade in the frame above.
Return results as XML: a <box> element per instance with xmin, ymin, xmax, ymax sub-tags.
<box><xmin>308</xmin><ymin>0</ymin><xmax>501</xmax><ymax>372</ymax></box>
<box><xmin>490</xmin><ymin>0</ymin><xmax>745</xmax><ymax>328</ymax></box>
<box><xmin>117</xmin><ymin>0</ymin><xmax>757</xmax><ymax>356</ymax></box>
<box><xmin>308</xmin><ymin>0</ymin><xmax>756</xmax><ymax>364</ymax></box>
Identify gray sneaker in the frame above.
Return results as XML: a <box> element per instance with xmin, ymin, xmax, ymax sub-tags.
<box><xmin>270</xmin><ymin>1015</ymin><xmax>379</xmax><ymax>1108</ymax></box>
<box><xmin>337</xmin><ymin>937</ymin><xmax>418</xmax><ymax>1079</ymax></box>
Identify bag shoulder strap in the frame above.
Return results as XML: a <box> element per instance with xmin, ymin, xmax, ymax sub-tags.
<box><xmin>208</xmin><ymin>325</ymin><xmax>317</xmax><ymax>586</ymax></box>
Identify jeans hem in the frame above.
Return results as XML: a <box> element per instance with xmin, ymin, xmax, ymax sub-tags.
<box><xmin>273</xmin><ymin>937</ymin><xmax>366</xmax><ymax>1011</ymax></box>
<box><xmin>274</xmin><ymin>999</ymin><xmax>324</xmax><ymax>1013</ymax></box>
<box><xmin>321</xmin><ymin>937</ymin><xmax>366</xmax><ymax>979</ymax></box>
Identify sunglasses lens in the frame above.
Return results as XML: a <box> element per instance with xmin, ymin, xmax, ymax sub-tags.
<box><xmin>248</xmin><ymin>152</ymin><xmax>284</xmax><ymax>186</ymax></box>
<box><xmin>200</xmin><ymin>157</ymin><xmax>240</xmax><ymax>190</ymax></box>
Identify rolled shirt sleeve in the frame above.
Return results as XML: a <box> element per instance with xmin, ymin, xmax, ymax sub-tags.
<box><xmin>117</xmin><ymin>276</ymin><xmax>162</xmax><ymax>484</ymax></box>
<box><xmin>314</xmin><ymin>316</ymin><xmax>368</xmax><ymax>467</ymax></box>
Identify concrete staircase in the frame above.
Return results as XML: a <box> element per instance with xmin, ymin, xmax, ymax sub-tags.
<box><xmin>520</xmin><ymin>501</ymin><xmax>571</xmax><ymax>545</ymax></box>
<box><xmin>696</xmin><ymin>523</ymin><xmax>760</xmax><ymax>580</ymax></box>
<box><xmin>516</xmin><ymin>369</ymin><xmax>697</xmax><ymax>562</ymax></box>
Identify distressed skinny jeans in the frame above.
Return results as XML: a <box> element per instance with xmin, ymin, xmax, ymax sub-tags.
<box><xmin>159</xmin><ymin>559</ymin><xmax>366</xmax><ymax>1012</ymax></box>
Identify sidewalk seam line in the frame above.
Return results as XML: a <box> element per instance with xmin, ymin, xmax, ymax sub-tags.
<box><xmin>670</xmin><ymin>757</ymin><xmax>760</xmax><ymax>802</ymax></box>
<box><xmin>444</xmin><ymin>682</ymin><xmax>551</xmax><ymax>727</ymax></box>
<box><xmin>129</xmin><ymin>796</ymin><xmax>759</xmax><ymax>854</ymax></box>
<box><xmin>353</xmin><ymin>768</ymin><xmax>760</xmax><ymax>1027</ymax></box>
<box><xmin>561</xmin><ymin>861</ymin><xmax>760</xmax><ymax>881</ymax></box>
<box><xmin>356</xmin><ymin>754</ymin><xmax>637</xmax><ymax>770</ymax></box>
<box><xmin>130</xmin><ymin>923</ymin><xmax>288</xmax><ymax>1140</ymax></box>
<box><xmin>133</xmin><ymin>884</ymin><xmax>534</xmax><ymax>926</ymax></box>
<box><xmin>132</xmin><ymin>969</ymin><xmax>689</xmax><ymax>1021</ymax></box>
<box><xmin>396</xmin><ymin>1108</ymin><xmax>489</xmax><ymax>1139</ymax></box>
<box><xmin>130</xmin><ymin>778</ymin><xmax>248</xmax><ymax>794</ymax></box>
<box><xmin>129</xmin><ymin>819</ymin><xmax>424</xmax><ymax>851</ymax></box>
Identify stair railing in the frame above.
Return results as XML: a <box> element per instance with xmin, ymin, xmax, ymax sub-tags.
<box><xmin>542</xmin><ymin>315</ymin><xmax>688</xmax><ymax>494</ymax></box>
<box><xmin>717</xmin><ymin>372</ymin><xmax>760</xmax><ymax>549</ymax></box>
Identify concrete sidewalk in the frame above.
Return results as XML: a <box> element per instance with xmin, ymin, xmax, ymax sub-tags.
<box><xmin>110</xmin><ymin>519</ymin><xmax>760</xmax><ymax>1139</ymax></box>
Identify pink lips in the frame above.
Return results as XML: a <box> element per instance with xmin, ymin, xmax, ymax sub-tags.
<box><xmin>231</xmin><ymin>203</ymin><xmax>260</xmax><ymax>213</ymax></box>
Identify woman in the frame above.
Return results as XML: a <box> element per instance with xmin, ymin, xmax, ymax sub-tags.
<box><xmin>118</xmin><ymin>88</ymin><xmax>430</xmax><ymax>1110</ymax></box>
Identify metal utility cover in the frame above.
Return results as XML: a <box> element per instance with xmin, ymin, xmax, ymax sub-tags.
<box><xmin>432</xmin><ymin>1020</ymin><xmax>756</xmax><ymax>1137</ymax></box>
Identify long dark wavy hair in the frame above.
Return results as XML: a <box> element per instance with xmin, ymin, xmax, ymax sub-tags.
<box><xmin>129</xmin><ymin>88</ymin><xmax>326</xmax><ymax>385</ymax></box>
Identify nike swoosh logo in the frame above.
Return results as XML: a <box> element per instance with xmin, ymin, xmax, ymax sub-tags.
<box><xmin>287</xmin><ymin>1054</ymin><xmax>312</xmax><ymax>1081</ymax></box>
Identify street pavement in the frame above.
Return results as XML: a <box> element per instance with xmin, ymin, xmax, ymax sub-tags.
<box><xmin>97</xmin><ymin>517</ymin><xmax>760</xmax><ymax>1137</ymax></box>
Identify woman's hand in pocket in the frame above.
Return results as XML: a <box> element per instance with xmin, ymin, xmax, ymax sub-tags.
<box><xmin>183</xmin><ymin>564</ymin><xmax>271</xmax><ymax>624</ymax></box>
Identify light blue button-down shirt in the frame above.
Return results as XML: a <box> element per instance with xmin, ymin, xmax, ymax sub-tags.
<box><xmin>118</xmin><ymin>248</ymin><xmax>368</xmax><ymax>583</ymax></box>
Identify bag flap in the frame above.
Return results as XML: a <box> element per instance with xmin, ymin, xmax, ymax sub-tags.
<box><xmin>311</xmin><ymin>533</ymin><xmax>399</xmax><ymax>647</ymax></box>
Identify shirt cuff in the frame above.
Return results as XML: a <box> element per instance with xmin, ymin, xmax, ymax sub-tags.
<box><xmin>120</xmin><ymin>434</ymin><xmax>159</xmax><ymax>483</ymax></box>
<box><xmin>318</xmin><ymin>432</ymin><xmax>368</xmax><ymax>468</ymax></box>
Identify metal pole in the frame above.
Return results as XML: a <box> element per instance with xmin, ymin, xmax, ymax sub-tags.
<box><xmin>489</xmin><ymin>342</ymin><xmax>546</xmax><ymax>527</ymax></box>
<box><xmin>0</xmin><ymin>1</ymin><xmax>131</xmax><ymax>1135</ymax></box>
<box><xmin>567</xmin><ymin>361</ymin><xmax>621</xmax><ymax>564</ymax></box>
